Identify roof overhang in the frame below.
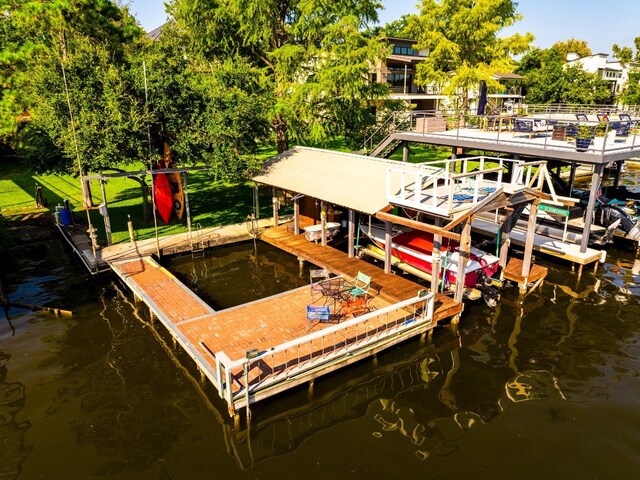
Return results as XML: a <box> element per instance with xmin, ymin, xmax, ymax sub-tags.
<box><xmin>251</xmin><ymin>147</ymin><xmax>422</xmax><ymax>215</ymax></box>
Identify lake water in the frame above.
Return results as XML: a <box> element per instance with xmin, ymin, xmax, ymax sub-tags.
<box><xmin>2</xmin><ymin>231</ymin><xmax>640</xmax><ymax>479</ymax></box>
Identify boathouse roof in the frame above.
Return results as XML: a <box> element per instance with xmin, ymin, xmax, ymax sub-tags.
<box><xmin>252</xmin><ymin>146</ymin><xmax>421</xmax><ymax>215</ymax></box>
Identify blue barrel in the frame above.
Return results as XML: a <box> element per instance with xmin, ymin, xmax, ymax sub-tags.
<box><xmin>59</xmin><ymin>208</ymin><xmax>72</xmax><ymax>226</ymax></box>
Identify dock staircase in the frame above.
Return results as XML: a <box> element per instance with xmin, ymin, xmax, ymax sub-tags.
<box><xmin>371</xmin><ymin>135</ymin><xmax>403</xmax><ymax>158</ymax></box>
<box><xmin>362</xmin><ymin>111</ymin><xmax>413</xmax><ymax>156</ymax></box>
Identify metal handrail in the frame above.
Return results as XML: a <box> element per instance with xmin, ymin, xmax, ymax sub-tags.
<box><xmin>213</xmin><ymin>292</ymin><xmax>435</xmax><ymax>412</ymax></box>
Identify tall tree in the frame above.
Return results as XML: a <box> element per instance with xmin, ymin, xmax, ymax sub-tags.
<box><xmin>612</xmin><ymin>37</ymin><xmax>640</xmax><ymax>63</ymax></box>
<box><xmin>620</xmin><ymin>71</ymin><xmax>640</xmax><ymax>106</ymax></box>
<box><xmin>140</xmin><ymin>27</ymin><xmax>272</xmax><ymax>179</ymax></box>
<box><xmin>552</xmin><ymin>38</ymin><xmax>592</xmax><ymax>60</ymax></box>
<box><xmin>1</xmin><ymin>0</ymin><xmax>143</xmax><ymax>207</ymax></box>
<box><xmin>407</xmin><ymin>0</ymin><xmax>533</xmax><ymax>112</ymax></box>
<box><xmin>169</xmin><ymin>0</ymin><xmax>390</xmax><ymax>153</ymax></box>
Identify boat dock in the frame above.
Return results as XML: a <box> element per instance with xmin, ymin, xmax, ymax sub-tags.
<box><xmin>57</xmin><ymin>217</ymin><xmax>276</xmax><ymax>271</ymax></box>
<box><xmin>109</xmin><ymin>230</ymin><xmax>458</xmax><ymax>416</ymax></box>
<box><xmin>470</xmin><ymin>217</ymin><xmax>604</xmax><ymax>276</ymax></box>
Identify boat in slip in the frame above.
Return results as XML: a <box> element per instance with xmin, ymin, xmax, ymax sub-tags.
<box><xmin>362</xmin><ymin>224</ymin><xmax>501</xmax><ymax>304</ymax></box>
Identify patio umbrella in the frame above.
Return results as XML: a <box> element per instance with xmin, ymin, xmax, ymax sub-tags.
<box><xmin>477</xmin><ymin>80</ymin><xmax>487</xmax><ymax>115</ymax></box>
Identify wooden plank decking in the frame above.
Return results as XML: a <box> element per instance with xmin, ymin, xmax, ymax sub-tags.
<box><xmin>260</xmin><ymin>223</ymin><xmax>462</xmax><ymax>323</ymax></box>
<box><xmin>109</xmin><ymin>247</ymin><xmax>458</xmax><ymax>414</ymax></box>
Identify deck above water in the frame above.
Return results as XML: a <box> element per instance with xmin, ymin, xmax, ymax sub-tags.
<box><xmin>109</xmin><ymin>227</ymin><xmax>462</xmax><ymax>415</ymax></box>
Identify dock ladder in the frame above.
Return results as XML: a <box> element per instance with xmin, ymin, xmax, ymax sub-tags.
<box><xmin>191</xmin><ymin>223</ymin><xmax>205</xmax><ymax>258</ymax></box>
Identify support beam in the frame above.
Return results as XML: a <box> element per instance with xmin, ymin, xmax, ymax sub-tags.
<box><xmin>402</xmin><ymin>141</ymin><xmax>409</xmax><ymax>162</ymax></box>
<box><xmin>99</xmin><ymin>179</ymin><xmax>112</xmax><ymax>246</ymax></box>
<box><xmin>499</xmin><ymin>210</ymin><xmax>512</xmax><ymax>270</ymax></box>
<box><xmin>348</xmin><ymin>209</ymin><xmax>355</xmax><ymax>258</ymax></box>
<box><xmin>521</xmin><ymin>200</ymin><xmax>539</xmax><ymax>282</ymax></box>
<box><xmin>320</xmin><ymin>201</ymin><xmax>327</xmax><ymax>246</ymax></box>
<box><xmin>272</xmin><ymin>188</ymin><xmax>279</xmax><ymax>227</ymax></box>
<box><xmin>376</xmin><ymin>211</ymin><xmax>461</xmax><ymax>242</ymax></box>
<box><xmin>431</xmin><ymin>218</ymin><xmax>443</xmax><ymax>294</ymax></box>
<box><xmin>568</xmin><ymin>162</ymin><xmax>577</xmax><ymax>193</ymax></box>
<box><xmin>183</xmin><ymin>173</ymin><xmax>192</xmax><ymax>236</ymax></box>
<box><xmin>384</xmin><ymin>221</ymin><xmax>392</xmax><ymax>274</ymax></box>
<box><xmin>580</xmin><ymin>164</ymin><xmax>604</xmax><ymax>253</ymax></box>
<box><xmin>454</xmin><ymin>221</ymin><xmax>471</xmax><ymax>303</ymax></box>
<box><xmin>293</xmin><ymin>196</ymin><xmax>300</xmax><ymax>235</ymax></box>
<box><xmin>613</xmin><ymin>161</ymin><xmax>623</xmax><ymax>188</ymax></box>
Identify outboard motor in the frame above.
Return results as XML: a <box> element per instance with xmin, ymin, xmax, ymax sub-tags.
<box><xmin>478</xmin><ymin>272</ymin><xmax>501</xmax><ymax>308</ymax></box>
<box><xmin>596</xmin><ymin>204</ymin><xmax>640</xmax><ymax>241</ymax></box>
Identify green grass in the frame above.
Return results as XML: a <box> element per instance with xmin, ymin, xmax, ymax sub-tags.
<box><xmin>388</xmin><ymin>144</ymin><xmax>452</xmax><ymax>164</ymax></box>
<box><xmin>0</xmin><ymin>159</ymin><xmax>274</xmax><ymax>244</ymax></box>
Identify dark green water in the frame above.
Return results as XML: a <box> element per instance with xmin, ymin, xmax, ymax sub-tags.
<box><xmin>2</xmin><ymin>234</ymin><xmax>640</xmax><ymax>479</ymax></box>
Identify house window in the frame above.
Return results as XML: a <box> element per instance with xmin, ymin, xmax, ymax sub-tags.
<box><xmin>392</xmin><ymin>46</ymin><xmax>415</xmax><ymax>56</ymax></box>
<box><xmin>387</xmin><ymin>73</ymin><xmax>412</xmax><ymax>88</ymax></box>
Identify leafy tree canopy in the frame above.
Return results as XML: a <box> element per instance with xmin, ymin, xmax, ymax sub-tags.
<box><xmin>612</xmin><ymin>37</ymin><xmax>640</xmax><ymax>63</ymax></box>
<box><xmin>169</xmin><ymin>0</ymin><xmax>392</xmax><ymax>152</ymax></box>
<box><xmin>552</xmin><ymin>38</ymin><xmax>592</xmax><ymax>60</ymax></box>
<box><xmin>406</xmin><ymin>0</ymin><xmax>533</xmax><ymax>110</ymax></box>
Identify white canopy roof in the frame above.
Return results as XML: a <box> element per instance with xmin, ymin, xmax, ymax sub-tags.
<box><xmin>252</xmin><ymin>146</ymin><xmax>421</xmax><ymax>215</ymax></box>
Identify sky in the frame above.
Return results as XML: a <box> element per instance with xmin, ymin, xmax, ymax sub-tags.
<box><xmin>125</xmin><ymin>0</ymin><xmax>640</xmax><ymax>56</ymax></box>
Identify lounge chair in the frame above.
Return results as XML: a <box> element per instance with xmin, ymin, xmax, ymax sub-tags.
<box><xmin>347</xmin><ymin>271</ymin><xmax>371</xmax><ymax>298</ymax></box>
<box><xmin>512</xmin><ymin>119</ymin><xmax>551</xmax><ymax>138</ymax></box>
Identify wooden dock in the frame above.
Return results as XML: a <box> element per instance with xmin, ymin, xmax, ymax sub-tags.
<box><xmin>107</xmin><ymin>224</ymin><xmax>462</xmax><ymax>417</ymax></box>
<box><xmin>260</xmin><ymin>224</ymin><xmax>462</xmax><ymax>323</ymax></box>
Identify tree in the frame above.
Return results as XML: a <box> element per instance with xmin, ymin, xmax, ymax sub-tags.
<box><xmin>1</xmin><ymin>0</ymin><xmax>144</xmax><ymax>207</ymax></box>
<box><xmin>140</xmin><ymin>27</ymin><xmax>272</xmax><ymax>179</ymax></box>
<box><xmin>169</xmin><ymin>0</ymin><xmax>391</xmax><ymax>152</ymax></box>
<box><xmin>382</xmin><ymin>15</ymin><xmax>411</xmax><ymax>38</ymax></box>
<box><xmin>407</xmin><ymin>0</ymin><xmax>533</xmax><ymax>112</ymax></box>
<box><xmin>519</xmin><ymin>51</ymin><xmax>611</xmax><ymax>105</ymax></box>
<box><xmin>620</xmin><ymin>71</ymin><xmax>640</xmax><ymax>106</ymax></box>
<box><xmin>612</xmin><ymin>37</ymin><xmax>640</xmax><ymax>63</ymax></box>
<box><xmin>552</xmin><ymin>38</ymin><xmax>592</xmax><ymax>60</ymax></box>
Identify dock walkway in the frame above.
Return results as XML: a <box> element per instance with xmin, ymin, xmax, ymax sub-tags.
<box><xmin>260</xmin><ymin>224</ymin><xmax>462</xmax><ymax>322</ymax></box>
<box><xmin>109</xmin><ymin>228</ymin><xmax>460</xmax><ymax>416</ymax></box>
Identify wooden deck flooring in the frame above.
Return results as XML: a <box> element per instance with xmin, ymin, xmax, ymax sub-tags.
<box><xmin>109</xmin><ymin>247</ymin><xmax>456</xmax><ymax>412</ymax></box>
<box><xmin>260</xmin><ymin>223</ymin><xmax>462</xmax><ymax>323</ymax></box>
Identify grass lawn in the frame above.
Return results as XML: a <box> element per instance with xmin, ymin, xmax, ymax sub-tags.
<box><xmin>0</xmin><ymin>140</ymin><xmax>466</xmax><ymax>245</ymax></box>
<box><xmin>388</xmin><ymin>144</ymin><xmax>452</xmax><ymax>164</ymax></box>
<box><xmin>0</xmin><ymin>158</ymin><xmax>276</xmax><ymax>244</ymax></box>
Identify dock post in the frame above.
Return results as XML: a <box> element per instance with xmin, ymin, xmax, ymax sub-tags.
<box><xmin>320</xmin><ymin>201</ymin><xmax>327</xmax><ymax>246</ymax></box>
<box><xmin>348</xmin><ymin>209</ymin><xmax>355</xmax><ymax>258</ymax></box>
<box><xmin>293</xmin><ymin>196</ymin><xmax>300</xmax><ymax>235</ymax></box>
<box><xmin>272</xmin><ymin>188</ymin><xmax>279</xmax><ymax>227</ymax></box>
<box><xmin>183</xmin><ymin>172</ymin><xmax>192</xmax><ymax>235</ymax></box>
<box><xmin>580</xmin><ymin>164</ymin><xmax>604</xmax><ymax>253</ymax></box>
<box><xmin>453</xmin><ymin>222</ymin><xmax>471</xmax><ymax>303</ymax></box>
<box><xmin>99</xmin><ymin>179</ymin><xmax>112</xmax><ymax>246</ymax></box>
<box><xmin>402</xmin><ymin>141</ymin><xmax>409</xmax><ymax>162</ymax></box>
<box><xmin>384</xmin><ymin>221</ymin><xmax>392</xmax><ymax>274</ymax></box>
<box><xmin>520</xmin><ymin>199</ymin><xmax>539</xmax><ymax>283</ymax></box>
<box><xmin>431</xmin><ymin>218</ymin><xmax>443</xmax><ymax>294</ymax></box>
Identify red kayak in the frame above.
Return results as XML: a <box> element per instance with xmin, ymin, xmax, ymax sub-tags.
<box><xmin>154</xmin><ymin>173</ymin><xmax>173</xmax><ymax>224</ymax></box>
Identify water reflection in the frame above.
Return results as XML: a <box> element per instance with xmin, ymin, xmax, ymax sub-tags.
<box><xmin>4</xmin><ymin>231</ymin><xmax>640</xmax><ymax>477</ymax></box>
<box><xmin>0</xmin><ymin>351</ymin><xmax>30</xmax><ymax>480</ymax></box>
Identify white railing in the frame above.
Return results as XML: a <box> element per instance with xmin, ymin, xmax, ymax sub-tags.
<box><xmin>386</xmin><ymin>156</ymin><xmax>543</xmax><ymax>216</ymax></box>
<box><xmin>208</xmin><ymin>292</ymin><xmax>435</xmax><ymax>413</ymax></box>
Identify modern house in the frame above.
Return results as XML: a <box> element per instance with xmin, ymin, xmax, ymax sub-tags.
<box><xmin>371</xmin><ymin>37</ymin><xmax>446</xmax><ymax>111</ymax></box>
<box><xmin>566</xmin><ymin>52</ymin><xmax>640</xmax><ymax>100</ymax></box>
<box><xmin>373</xmin><ymin>37</ymin><xmax>523</xmax><ymax>113</ymax></box>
